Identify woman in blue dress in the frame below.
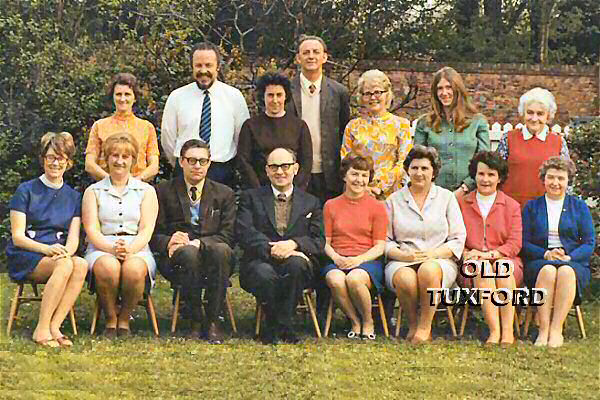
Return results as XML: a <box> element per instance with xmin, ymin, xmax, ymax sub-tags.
<box><xmin>7</xmin><ymin>132</ymin><xmax>88</xmax><ymax>347</ymax></box>
<box><xmin>522</xmin><ymin>157</ymin><xmax>595</xmax><ymax>347</ymax></box>
<box><xmin>82</xmin><ymin>132</ymin><xmax>158</xmax><ymax>337</ymax></box>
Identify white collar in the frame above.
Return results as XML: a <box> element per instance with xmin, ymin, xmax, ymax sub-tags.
<box><xmin>476</xmin><ymin>191</ymin><xmax>497</xmax><ymax>203</ymax></box>
<box><xmin>195</xmin><ymin>80</ymin><xmax>221</xmax><ymax>95</ymax></box>
<box><xmin>300</xmin><ymin>73</ymin><xmax>322</xmax><ymax>93</ymax></box>
<box><xmin>272</xmin><ymin>184</ymin><xmax>294</xmax><ymax>199</ymax></box>
<box><xmin>522</xmin><ymin>125</ymin><xmax>549</xmax><ymax>141</ymax></box>
<box><xmin>39</xmin><ymin>174</ymin><xmax>63</xmax><ymax>189</ymax></box>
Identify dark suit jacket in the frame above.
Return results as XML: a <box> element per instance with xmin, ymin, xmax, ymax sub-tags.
<box><xmin>521</xmin><ymin>195</ymin><xmax>595</xmax><ymax>267</ymax></box>
<box><xmin>236</xmin><ymin>186</ymin><xmax>325</xmax><ymax>268</ymax></box>
<box><xmin>286</xmin><ymin>75</ymin><xmax>350</xmax><ymax>194</ymax></box>
<box><xmin>150</xmin><ymin>177</ymin><xmax>236</xmax><ymax>264</ymax></box>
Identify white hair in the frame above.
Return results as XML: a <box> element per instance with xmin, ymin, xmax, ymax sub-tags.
<box><xmin>518</xmin><ymin>87</ymin><xmax>557</xmax><ymax>117</ymax></box>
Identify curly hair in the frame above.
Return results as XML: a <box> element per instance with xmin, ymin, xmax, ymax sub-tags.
<box><xmin>539</xmin><ymin>156</ymin><xmax>576</xmax><ymax>181</ymax></box>
<box><xmin>403</xmin><ymin>145</ymin><xmax>442</xmax><ymax>181</ymax></box>
<box><xmin>468</xmin><ymin>151</ymin><xmax>509</xmax><ymax>184</ymax></box>
<box><xmin>340</xmin><ymin>153</ymin><xmax>375</xmax><ymax>183</ymax></box>
<box><xmin>255</xmin><ymin>72</ymin><xmax>291</xmax><ymax>105</ymax></box>
<box><xmin>106</xmin><ymin>72</ymin><xmax>140</xmax><ymax>102</ymax></box>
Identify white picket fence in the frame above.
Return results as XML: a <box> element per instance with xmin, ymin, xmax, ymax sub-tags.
<box><xmin>407</xmin><ymin>121</ymin><xmax>569</xmax><ymax>151</ymax></box>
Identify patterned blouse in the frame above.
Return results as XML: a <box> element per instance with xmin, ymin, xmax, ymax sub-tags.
<box><xmin>340</xmin><ymin>112</ymin><xmax>413</xmax><ymax>198</ymax></box>
<box><xmin>85</xmin><ymin>113</ymin><xmax>160</xmax><ymax>177</ymax></box>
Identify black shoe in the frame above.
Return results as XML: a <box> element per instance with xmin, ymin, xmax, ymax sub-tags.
<box><xmin>279</xmin><ymin>325</ymin><xmax>300</xmax><ymax>344</ymax></box>
<box><xmin>260</xmin><ymin>328</ymin><xmax>279</xmax><ymax>345</ymax></box>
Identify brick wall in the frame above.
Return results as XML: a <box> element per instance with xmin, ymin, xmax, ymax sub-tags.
<box><xmin>347</xmin><ymin>61</ymin><xmax>599</xmax><ymax>126</ymax></box>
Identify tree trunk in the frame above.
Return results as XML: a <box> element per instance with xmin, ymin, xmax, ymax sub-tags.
<box><xmin>530</xmin><ymin>0</ymin><xmax>560</xmax><ymax>63</ymax></box>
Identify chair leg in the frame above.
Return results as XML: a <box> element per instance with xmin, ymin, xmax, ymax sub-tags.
<box><xmin>459</xmin><ymin>303</ymin><xmax>469</xmax><ymax>336</ymax></box>
<box><xmin>6</xmin><ymin>284</ymin><xmax>23</xmax><ymax>336</ymax></box>
<box><xmin>377</xmin><ymin>295</ymin><xmax>389</xmax><ymax>338</ymax></box>
<box><xmin>171</xmin><ymin>288</ymin><xmax>181</xmax><ymax>334</ymax></box>
<box><xmin>513</xmin><ymin>307</ymin><xmax>521</xmax><ymax>338</ymax></box>
<box><xmin>90</xmin><ymin>296</ymin><xmax>101</xmax><ymax>334</ymax></box>
<box><xmin>146</xmin><ymin>295</ymin><xmax>159</xmax><ymax>336</ymax></box>
<box><xmin>255</xmin><ymin>302</ymin><xmax>262</xmax><ymax>337</ymax></box>
<box><xmin>225</xmin><ymin>291</ymin><xmax>237</xmax><ymax>334</ymax></box>
<box><xmin>447</xmin><ymin>306</ymin><xmax>457</xmax><ymax>337</ymax></box>
<box><xmin>395</xmin><ymin>304</ymin><xmax>402</xmax><ymax>338</ymax></box>
<box><xmin>575</xmin><ymin>305</ymin><xmax>586</xmax><ymax>339</ymax></box>
<box><xmin>69</xmin><ymin>307</ymin><xmax>78</xmax><ymax>336</ymax></box>
<box><xmin>324</xmin><ymin>296</ymin><xmax>334</xmax><ymax>337</ymax></box>
<box><xmin>304</xmin><ymin>291</ymin><xmax>322</xmax><ymax>338</ymax></box>
<box><xmin>523</xmin><ymin>306</ymin><xmax>533</xmax><ymax>336</ymax></box>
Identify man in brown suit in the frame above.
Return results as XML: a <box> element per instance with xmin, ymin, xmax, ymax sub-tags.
<box><xmin>286</xmin><ymin>34</ymin><xmax>351</xmax><ymax>203</ymax></box>
<box><xmin>150</xmin><ymin>139</ymin><xmax>235</xmax><ymax>343</ymax></box>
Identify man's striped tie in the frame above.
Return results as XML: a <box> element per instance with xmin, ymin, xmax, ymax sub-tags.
<box><xmin>199</xmin><ymin>90</ymin><xmax>211</xmax><ymax>143</ymax></box>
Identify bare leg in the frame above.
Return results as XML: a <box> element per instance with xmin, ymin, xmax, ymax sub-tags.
<box><xmin>346</xmin><ymin>269</ymin><xmax>374</xmax><ymax>336</ymax></box>
<box><xmin>496</xmin><ymin>272</ymin><xmax>516</xmax><ymax>345</ymax></box>
<box><xmin>28</xmin><ymin>257</ymin><xmax>74</xmax><ymax>344</ymax></box>
<box><xmin>117</xmin><ymin>257</ymin><xmax>147</xmax><ymax>330</ymax></box>
<box><xmin>413</xmin><ymin>261</ymin><xmax>442</xmax><ymax>344</ymax></box>
<box><xmin>93</xmin><ymin>255</ymin><xmax>122</xmax><ymax>329</ymax></box>
<box><xmin>392</xmin><ymin>266</ymin><xmax>418</xmax><ymax>340</ymax></box>
<box><xmin>325</xmin><ymin>269</ymin><xmax>361</xmax><ymax>333</ymax></box>
<box><xmin>474</xmin><ymin>274</ymin><xmax>500</xmax><ymax>344</ymax></box>
<box><xmin>533</xmin><ymin>266</ymin><xmax>557</xmax><ymax>346</ymax></box>
<box><xmin>548</xmin><ymin>266</ymin><xmax>576</xmax><ymax>348</ymax></box>
<box><xmin>49</xmin><ymin>257</ymin><xmax>88</xmax><ymax>340</ymax></box>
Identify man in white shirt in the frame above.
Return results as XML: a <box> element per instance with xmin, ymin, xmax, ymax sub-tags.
<box><xmin>286</xmin><ymin>35</ymin><xmax>351</xmax><ymax>203</ymax></box>
<box><xmin>161</xmin><ymin>42</ymin><xmax>250</xmax><ymax>186</ymax></box>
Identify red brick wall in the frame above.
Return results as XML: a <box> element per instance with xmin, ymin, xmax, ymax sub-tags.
<box><xmin>345</xmin><ymin>61</ymin><xmax>599</xmax><ymax>126</ymax></box>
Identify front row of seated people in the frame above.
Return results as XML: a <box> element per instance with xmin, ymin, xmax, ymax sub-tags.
<box><xmin>7</xmin><ymin>133</ymin><xmax>595</xmax><ymax>348</ymax></box>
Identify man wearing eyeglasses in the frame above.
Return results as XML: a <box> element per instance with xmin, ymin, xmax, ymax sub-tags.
<box><xmin>237</xmin><ymin>148</ymin><xmax>324</xmax><ymax>344</ymax></box>
<box><xmin>286</xmin><ymin>35</ymin><xmax>351</xmax><ymax>204</ymax></box>
<box><xmin>150</xmin><ymin>139</ymin><xmax>235</xmax><ymax>344</ymax></box>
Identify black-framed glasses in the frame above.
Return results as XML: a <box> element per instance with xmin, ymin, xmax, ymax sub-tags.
<box><xmin>44</xmin><ymin>154</ymin><xmax>68</xmax><ymax>164</ymax></box>
<box><xmin>183</xmin><ymin>157</ymin><xmax>210</xmax><ymax>166</ymax></box>
<box><xmin>361</xmin><ymin>90</ymin><xmax>387</xmax><ymax>98</ymax></box>
<box><xmin>266</xmin><ymin>163</ymin><xmax>295</xmax><ymax>172</ymax></box>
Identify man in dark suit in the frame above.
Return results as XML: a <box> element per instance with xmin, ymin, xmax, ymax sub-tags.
<box><xmin>286</xmin><ymin>34</ymin><xmax>351</xmax><ymax>203</ymax></box>
<box><xmin>150</xmin><ymin>139</ymin><xmax>235</xmax><ymax>344</ymax></box>
<box><xmin>237</xmin><ymin>148</ymin><xmax>324</xmax><ymax>344</ymax></box>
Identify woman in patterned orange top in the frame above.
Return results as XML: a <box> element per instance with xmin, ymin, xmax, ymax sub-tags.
<box><xmin>85</xmin><ymin>73</ymin><xmax>160</xmax><ymax>182</ymax></box>
<box><xmin>340</xmin><ymin>70</ymin><xmax>412</xmax><ymax>199</ymax></box>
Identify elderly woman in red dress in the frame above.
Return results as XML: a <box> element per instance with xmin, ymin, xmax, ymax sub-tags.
<box><xmin>457</xmin><ymin>151</ymin><xmax>522</xmax><ymax>346</ymax></box>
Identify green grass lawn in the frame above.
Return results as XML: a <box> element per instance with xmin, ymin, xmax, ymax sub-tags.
<box><xmin>1</xmin><ymin>272</ymin><xmax>598</xmax><ymax>400</ymax></box>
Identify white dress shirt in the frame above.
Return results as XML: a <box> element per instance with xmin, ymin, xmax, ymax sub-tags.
<box><xmin>161</xmin><ymin>80</ymin><xmax>250</xmax><ymax>165</ymax></box>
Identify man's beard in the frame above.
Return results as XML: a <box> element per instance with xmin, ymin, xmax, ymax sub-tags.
<box><xmin>196</xmin><ymin>73</ymin><xmax>215</xmax><ymax>90</ymax></box>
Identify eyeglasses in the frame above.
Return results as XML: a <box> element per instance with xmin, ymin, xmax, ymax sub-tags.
<box><xmin>44</xmin><ymin>155</ymin><xmax>68</xmax><ymax>164</ymax></box>
<box><xmin>361</xmin><ymin>90</ymin><xmax>387</xmax><ymax>98</ymax></box>
<box><xmin>266</xmin><ymin>163</ymin><xmax>295</xmax><ymax>172</ymax></box>
<box><xmin>183</xmin><ymin>157</ymin><xmax>210</xmax><ymax>166</ymax></box>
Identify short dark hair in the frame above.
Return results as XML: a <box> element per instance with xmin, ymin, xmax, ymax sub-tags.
<box><xmin>255</xmin><ymin>72</ymin><xmax>291</xmax><ymax>105</ymax></box>
<box><xmin>190</xmin><ymin>42</ymin><xmax>222</xmax><ymax>67</ymax></box>
<box><xmin>539</xmin><ymin>156</ymin><xmax>576</xmax><ymax>181</ymax></box>
<box><xmin>297</xmin><ymin>34</ymin><xmax>328</xmax><ymax>53</ymax></box>
<box><xmin>468</xmin><ymin>151</ymin><xmax>509</xmax><ymax>184</ymax></box>
<box><xmin>180</xmin><ymin>139</ymin><xmax>211</xmax><ymax>159</ymax></box>
<box><xmin>340</xmin><ymin>153</ymin><xmax>375</xmax><ymax>183</ymax></box>
<box><xmin>107</xmin><ymin>72</ymin><xmax>140</xmax><ymax>101</ymax></box>
<box><xmin>403</xmin><ymin>145</ymin><xmax>442</xmax><ymax>181</ymax></box>
<box><xmin>266</xmin><ymin>147</ymin><xmax>297</xmax><ymax>163</ymax></box>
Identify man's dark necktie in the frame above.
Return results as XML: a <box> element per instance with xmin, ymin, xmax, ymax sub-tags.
<box><xmin>199</xmin><ymin>90</ymin><xmax>211</xmax><ymax>143</ymax></box>
<box><xmin>309</xmin><ymin>84</ymin><xmax>316</xmax><ymax>95</ymax></box>
<box><xmin>277</xmin><ymin>193</ymin><xmax>287</xmax><ymax>202</ymax></box>
<box><xmin>190</xmin><ymin>186</ymin><xmax>198</xmax><ymax>202</ymax></box>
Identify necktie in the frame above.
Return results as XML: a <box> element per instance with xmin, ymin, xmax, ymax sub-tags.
<box><xmin>309</xmin><ymin>84</ymin><xmax>316</xmax><ymax>95</ymax></box>
<box><xmin>190</xmin><ymin>186</ymin><xmax>198</xmax><ymax>202</ymax></box>
<box><xmin>199</xmin><ymin>90</ymin><xmax>211</xmax><ymax>143</ymax></box>
<box><xmin>277</xmin><ymin>193</ymin><xmax>287</xmax><ymax>202</ymax></box>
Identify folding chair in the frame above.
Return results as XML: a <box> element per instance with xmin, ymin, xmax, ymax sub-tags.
<box><xmin>523</xmin><ymin>304</ymin><xmax>586</xmax><ymax>339</ymax></box>
<box><xmin>171</xmin><ymin>285</ymin><xmax>237</xmax><ymax>334</ymax></box>
<box><xmin>324</xmin><ymin>292</ymin><xmax>390</xmax><ymax>338</ymax></box>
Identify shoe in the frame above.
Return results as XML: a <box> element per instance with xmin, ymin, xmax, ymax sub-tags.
<box><xmin>280</xmin><ymin>330</ymin><xmax>300</xmax><ymax>344</ymax></box>
<box><xmin>206</xmin><ymin>322</ymin><xmax>225</xmax><ymax>344</ymax></box>
<box><xmin>347</xmin><ymin>331</ymin><xmax>360</xmax><ymax>339</ymax></box>
<box><xmin>55</xmin><ymin>335</ymin><xmax>73</xmax><ymax>347</ymax></box>
<box><xmin>34</xmin><ymin>337</ymin><xmax>60</xmax><ymax>348</ymax></box>
<box><xmin>260</xmin><ymin>329</ymin><xmax>279</xmax><ymax>345</ymax></box>
<box><xmin>117</xmin><ymin>327</ymin><xmax>131</xmax><ymax>338</ymax></box>
<box><xmin>103</xmin><ymin>327</ymin><xmax>117</xmax><ymax>339</ymax></box>
<box><xmin>361</xmin><ymin>332</ymin><xmax>376</xmax><ymax>341</ymax></box>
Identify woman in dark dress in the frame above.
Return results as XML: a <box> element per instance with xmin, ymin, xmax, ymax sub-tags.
<box><xmin>6</xmin><ymin>132</ymin><xmax>88</xmax><ymax>347</ymax></box>
<box><xmin>522</xmin><ymin>157</ymin><xmax>595</xmax><ymax>347</ymax></box>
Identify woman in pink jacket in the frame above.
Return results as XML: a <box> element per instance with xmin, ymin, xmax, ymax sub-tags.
<box><xmin>457</xmin><ymin>151</ymin><xmax>522</xmax><ymax>346</ymax></box>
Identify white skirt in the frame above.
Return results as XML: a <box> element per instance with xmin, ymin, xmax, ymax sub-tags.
<box><xmin>385</xmin><ymin>259</ymin><xmax>458</xmax><ymax>292</ymax></box>
<box><xmin>85</xmin><ymin>235</ymin><xmax>157</xmax><ymax>289</ymax></box>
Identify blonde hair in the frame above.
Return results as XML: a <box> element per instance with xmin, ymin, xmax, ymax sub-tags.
<box><xmin>39</xmin><ymin>131</ymin><xmax>75</xmax><ymax>170</ymax></box>
<box><xmin>102</xmin><ymin>132</ymin><xmax>139</xmax><ymax>172</ymax></box>
<box><xmin>357</xmin><ymin>69</ymin><xmax>394</xmax><ymax>109</ymax></box>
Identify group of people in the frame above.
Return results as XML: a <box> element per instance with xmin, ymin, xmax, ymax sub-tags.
<box><xmin>7</xmin><ymin>35</ymin><xmax>594</xmax><ymax>349</ymax></box>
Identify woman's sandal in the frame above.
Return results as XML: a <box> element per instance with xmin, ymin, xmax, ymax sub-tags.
<box><xmin>34</xmin><ymin>337</ymin><xmax>60</xmax><ymax>348</ymax></box>
<box><xmin>55</xmin><ymin>335</ymin><xmax>73</xmax><ymax>347</ymax></box>
<box><xmin>361</xmin><ymin>332</ymin><xmax>376</xmax><ymax>341</ymax></box>
<box><xmin>347</xmin><ymin>331</ymin><xmax>360</xmax><ymax>339</ymax></box>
